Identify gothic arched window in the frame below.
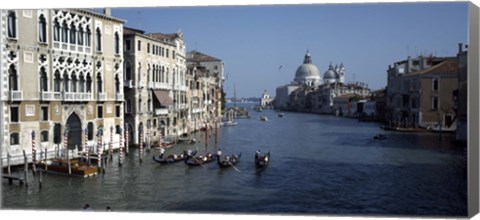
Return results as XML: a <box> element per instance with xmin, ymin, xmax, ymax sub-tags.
<box><xmin>96</xmin><ymin>27</ymin><xmax>102</xmax><ymax>51</ymax></box>
<box><xmin>7</xmin><ymin>11</ymin><xmax>17</xmax><ymax>38</ymax></box>
<box><xmin>54</xmin><ymin>70</ymin><xmax>61</xmax><ymax>92</ymax></box>
<box><xmin>40</xmin><ymin>67</ymin><xmax>48</xmax><ymax>92</ymax></box>
<box><xmin>114</xmin><ymin>32</ymin><xmax>120</xmax><ymax>54</ymax></box>
<box><xmin>53</xmin><ymin>19</ymin><xmax>60</xmax><ymax>41</ymax></box>
<box><xmin>38</xmin><ymin>14</ymin><xmax>47</xmax><ymax>43</ymax></box>
<box><xmin>8</xmin><ymin>65</ymin><xmax>18</xmax><ymax>91</ymax></box>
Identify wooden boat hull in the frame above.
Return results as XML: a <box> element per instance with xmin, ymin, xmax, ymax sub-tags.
<box><xmin>37</xmin><ymin>159</ymin><xmax>97</xmax><ymax>177</ymax></box>
<box><xmin>216</xmin><ymin>153</ymin><xmax>242</xmax><ymax>168</ymax></box>
<box><xmin>153</xmin><ymin>150</ymin><xmax>196</xmax><ymax>164</ymax></box>
<box><xmin>255</xmin><ymin>152</ymin><xmax>270</xmax><ymax>169</ymax></box>
<box><xmin>184</xmin><ymin>153</ymin><xmax>215</xmax><ymax>166</ymax></box>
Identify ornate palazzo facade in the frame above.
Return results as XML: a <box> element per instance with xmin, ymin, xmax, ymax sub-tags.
<box><xmin>1</xmin><ymin>9</ymin><xmax>124</xmax><ymax>165</ymax></box>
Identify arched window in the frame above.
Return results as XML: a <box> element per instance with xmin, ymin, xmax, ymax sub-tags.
<box><xmin>7</xmin><ymin>11</ymin><xmax>17</xmax><ymax>38</ymax></box>
<box><xmin>77</xmin><ymin>25</ymin><xmax>84</xmax><ymax>45</ymax></box>
<box><xmin>86</xmin><ymin>26</ymin><xmax>91</xmax><ymax>47</ymax></box>
<box><xmin>161</xmin><ymin>66</ymin><xmax>165</xmax><ymax>83</ymax></box>
<box><xmin>96</xmin><ymin>74</ymin><xmax>102</xmax><ymax>93</ymax></box>
<box><xmin>137</xmin><ymin>63</ymin><xmax>141</xmax><ymax>83</ymax></box>
<box><xmin>54</xmin><ymin>70</ymin><xmax>61</xmax><ymax>92</ymax></box>
<box><xmin>96</xmin><ymin>27</ymin><xmax>102</xmax><ymax>51</ymax></box>
<box><xmin>41</xmin><ymin>130</ymin><xmax>49</xmax><ymax>142</ymax></box>
<box><xmin>63</xmin><ymin>72</ymin><xmax>69</xmax><ymax>92</ymax></box>
<box><xmin>40</xmin><ymin>67</ymin><xmax>48</xmax><ymax>92</ymax></box>
<box><xmin>8</xmin><ymin>65</ymin><xmax>18</xmax><ymax>91</ymax></box>
<box><xmin>38</xmin><ymin>14</ymin><xmax>47</xmax><ymax>43</ymax></box>
<box><xmin>71</xmin><ymin>73</ymin><xmax>77</xmax><ymax>92</ymax></box>
<box><xmin>125</xmin><ymin>62</ymin><xmax>132</xmax><ymax>81</ymax></box>
<box><xmin>61</xmin><ymin>21</ymin><xmax>68</xmax><ymax>43</ymax></box>
<box><xmin>125</xmin><ymin>99</ymin><xmax>132</xmax><ymax>113</ymax></box>
<box><xmin>114</xmin><ymin>32</ymin><xmax>120</xmax><ymax>54</ymax></box>
<box><xmin>79</xmin><ymin>73</ymin><xmax>85</xmax><ymax>93</ymax></box>
<box><xmin>53</xmin><ymin>19</ymin><xmax>60</xmax><ymax>42</ymax></box>
<box><xmin>115</xmin><ymin>74</ymin><xmax>120</xmax><ymax>93</ymax></box>
<box><xmin>10</xmin><ymin>133</ymin><xmax>19</xmax><ymax>145</ymax></box>
<box><xmin>139</xmin><ymin>97</ymin><xmax>142</xmax><ymax>113</ymax></box>
<box><xmin>147</xmin><ymin>65</ymin><xmax>151</xmax><ymax>82</ymax></box>
<box><xmin>166</xmin><ymin>68</ymin><xmax>169</xmax><ymax>83</ymax></box>
<box><xmin>86</xmin><ymin>73</ymin><xmax>92</xmax><ymax>92</ymax></box>
<box><xmin>70</xmin><ymin>23</ymin><xmax>76</xmax><ymax>44</ymax></box>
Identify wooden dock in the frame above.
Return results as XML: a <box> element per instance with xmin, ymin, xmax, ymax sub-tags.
<box><xmin>2</xmin><ymin>174</ymin><xmax>25</xmax><ymax>185</ymax></box>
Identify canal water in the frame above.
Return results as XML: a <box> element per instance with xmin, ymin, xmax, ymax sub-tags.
<box><xmin>1</xmin><ymin>104</ymin><xmax>467</xmax><ymax>217</ymax></box>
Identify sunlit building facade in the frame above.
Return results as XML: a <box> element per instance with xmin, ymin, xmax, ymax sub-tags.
<box><xmin>1</xmin><ymin>9</ymin><xmax>124</xmax><ymax>165</ymax></box>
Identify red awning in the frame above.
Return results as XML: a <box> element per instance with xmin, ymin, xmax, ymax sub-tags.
<box><xmin>153</xmin><ymin>90</ymin><xmax>173</xmax><ymax>106</ymax></box>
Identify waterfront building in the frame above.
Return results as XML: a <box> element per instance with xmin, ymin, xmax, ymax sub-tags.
<box><xmin>123</xmin><ymin>27</ymin><xmax>187</xmax><ymax>145</ymax></box>
<box><xmin>275</xmin><ymin>50</ymin><xmax>370</xmax><ymax>114</ymax></box>
<box><xmin>1</xmin><ymin>9</ymin><xmax>124</xmax><ymax>165</ymax></box>
<box><xmin>260</xmin><ymin>90</ymin><xmax>273</xmax><ymax>108</ymax></box>
<box><xmin>274</xmin><ymin>51</ymin><xmax>319</xmax><ymax>110</ymax></box>
<box><xmin>186</xmin><ymin>50</ymin><xmax>224</xmax><ymax>127</ymax></box>
<box><xmin>386</xmin><ymin>55</ymin><xmax>458</xmax><ymax>129</ymax></box>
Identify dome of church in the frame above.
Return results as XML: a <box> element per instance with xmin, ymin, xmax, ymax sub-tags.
<box><xmin>294</xmin><ymin>51</ymin><xmax>321</xmax><ymax>85</ymax></box>
<box><xmin>324</xmin><ymin>69</ymin><xmax>337</xmax><ymax>80</ymax></box>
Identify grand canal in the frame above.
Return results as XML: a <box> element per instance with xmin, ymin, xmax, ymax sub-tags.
<box><xmin>1</xmin><ymin>105</ymin><xmax>467</xmax><ymax>216</ymax></box>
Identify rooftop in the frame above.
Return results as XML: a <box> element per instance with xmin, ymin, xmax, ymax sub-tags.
<box><xmin>187</xmin><ymin>50</ymin><xmax>222</xmax><ymax>62</ymax></box>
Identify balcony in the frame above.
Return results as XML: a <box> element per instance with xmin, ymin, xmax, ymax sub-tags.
<box><xmin>178</xmin><ymin>103</ymin><xmax>187</xmax><ymax>109</ymax></box>
<box><xmin>97</xmin><ymin>93</ymin><xmax>106</xmax><ymax>101</ymax></box>
<box><xmin>158</xmin><ymin>83</ymin><xmax>170</xmax><ymax>90</ymax></box>
<box><xmin>63</xmin><ymin>92</ymin><xmax>75</xmax><ymax>101</ymax></box>
<box><xmin>82</xmin><ymin>93</ymin><xmax>92</xmax><ymax>101</ymax></box>
<box><xmin>116</xmin><ymin>93</ymin><xmax>124</xmax><ymax>101</ymax></box>
<box><xmin>124</xmin><ymin>80</ymin><xmax>133</xmax><ymax>88</ymax></box>
<box><xmin>39</xmin><ymin>91</ymin><xmax>54</xmax><ymax>101</ymax></box>
<box><xmin>155</xmin><ymin>108</ymin><xmax>169</xmax><ymax>116</ymax></box>
<box><xmin>8</xmin><ymin>91</ymin><xmax>23</xmax><ymax>101</ymax></box>
<box><xmin>148</xmin><ymin>82</ymin><xmax>154</xmax><ymax>89</ymax></box>
<box><xmin>192</xmin><ymin>108</ymin><xmax>203</xmax><ymax>113</ymax></box>
<box><xmin>138</xmin><ymin>81</ymin><xmax>144</xmax><ymax>89</ymax></box>
<box><xmin>53</xmin><ymin>92</ymin><xmax>62</xmax><ymax>100</ymax></box>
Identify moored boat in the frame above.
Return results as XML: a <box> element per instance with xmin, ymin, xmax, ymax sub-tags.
<box><xmin>37</xmin><ymin>158</ymin><xmax>97</xmax><ymax>177</ymax></box>
<box><xmin>260</xmin><ymin>116</ymin><xmax>268</xmax><ymax>121</ymax></box>
<box><xmin>216</xmin><ymin>153</ymin><xmax>242</xmax><ymax>169</ymax></box>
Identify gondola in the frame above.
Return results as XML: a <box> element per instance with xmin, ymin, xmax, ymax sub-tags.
<box><xmin>216</xmin><ymin>153</ymin><xmax>242</xmax><ymax>169</ymax></box>
<box><xmin>255</xmin><ymin>151</ymin><xmax>270</xmax><ymax>169</ymax></box>
<box><xmin>152</xmin><ymin>150</ymin><xmax>196</xmax><ymax>164</ymax></box>
<box><xmin>184</xmin><ymin>152</ymin><xmax>215</xmax><ymax>166</ymax></box>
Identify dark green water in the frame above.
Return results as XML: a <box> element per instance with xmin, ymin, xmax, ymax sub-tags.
<box><xmin>1</xmin><ymin>105</ymin><xmax>467</xmax><ymax>216</ymax></box>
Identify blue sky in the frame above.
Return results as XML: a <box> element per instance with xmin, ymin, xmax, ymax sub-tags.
<box><xmin>111</xmin><ymin>2</ymin><xmax>468</xmax><ymax>98</ymax></box>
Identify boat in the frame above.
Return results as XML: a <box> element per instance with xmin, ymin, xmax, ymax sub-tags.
<box><xmin>153</xmin><ymin>150</ymin><xmax>196</xmax><ymax>164</ymax></box>
<box><xmin>216</xmin><ymin>153</ymin><xmax>242</xmax><ymax>169</ymax></box>
<box><xmin>373</xmin><ymin>134</ymin><xmax>388</xmax><ymax>140</ymax></box>
<box><xmin>37</xmin><ymin>158</ymin><xmax>98</xmax><ymax>177</ymax></box>
<box><xmin>255</xmin><ymin>151</ymin><xmax>270</xmax><ymax>169</ymax></box>
<box><xmin>260</xmin><ymin>116</ymin><xmax>268</xmax><ymax>121</ymax></box>
<box><xmin>278</xmin><ymin>113</ymin><xmax>284</xmax><ymax>118</ymax></box>
<box><xmin>178</xmin><ymin>136</ymin><xmax>197</xmax><ymax>144</ymax></box>
<box><xmin>184</xmin><ymin>152</ymin><xmax>215</xmax><ymax>166</ymax></box>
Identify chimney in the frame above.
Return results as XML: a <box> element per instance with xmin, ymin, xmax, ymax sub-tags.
<box><xmin>458</xmin><ymin>43</ymin><xmax>463</xmax><ymax>53</ymax></box>
<box><xmin>103</xmin><ymin>8</ymin><xmax>111</xmax><ymax>16</ymax></box>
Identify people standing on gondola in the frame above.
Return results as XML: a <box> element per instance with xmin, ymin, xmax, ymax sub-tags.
<box><xmin>159</xmin><ymin>147</ymin><xmax>165</xmax><ymax>156</ymax></box>
<box><xmin>217</xmin><ymin>148</ymin><xmax>222</xmax><ymax>157</ymax></box>
<box><xmin>255</xmin><ymin>149</ymin><xmax>261</xmax><ymax>160</ymax></box>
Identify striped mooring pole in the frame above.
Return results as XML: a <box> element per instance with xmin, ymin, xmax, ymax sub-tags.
<box><xmin>125</xmin><ymin>126</ymin><xmax>129</xmax><ymax>155</ymax></box>
<box><xmin>139</xmin><ymin>131</ymin><xmax>143</xmax><ymax>163</ymax></box>
<box><xmin>31</xmin><ymin>131</ymin><xmax>37</xmax><ymax>174</ymax></box>
<box><xmin>84</xmin><ymin>128</ymin><xmax>89</xmax><ymax>163</ymax></box>
<box><xmin>119</xmin><ymin>127</ymin><xmax>123</xmax><ymax>167</ymax></box>
<box><xmin>109</xmin><ymin>126</ymin><xmax>113</xmax><ymax>161</ymax></box>
<box><xmin>97</xmin><ymin>130</ymin><xmax>102</xmax><ymax>171</ymax></box>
